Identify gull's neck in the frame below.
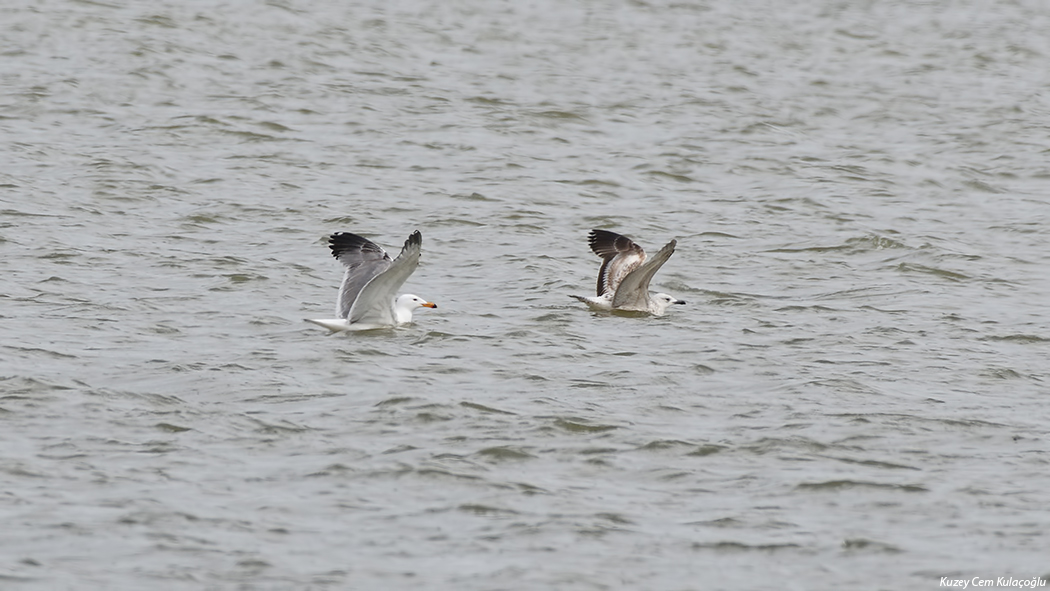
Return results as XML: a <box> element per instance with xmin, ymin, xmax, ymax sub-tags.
<box><xmin>393</xmin><ymin>297</ymin><xmax>415</xmax><ymax>324</ymax></box>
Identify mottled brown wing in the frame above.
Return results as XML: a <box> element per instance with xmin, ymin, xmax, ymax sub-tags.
<box><xmin>588</xmin><ymin>229</ymin><xmax>646</xmax><ymax>297</ymax></box>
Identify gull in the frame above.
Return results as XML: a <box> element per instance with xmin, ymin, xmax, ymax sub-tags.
<box><xmin>307</xmin><ymin>230</ymin><xmax>436</xmax><ymax>332</ymax></box>
<box><xmin>571</xmin><ymin>229</ymin><xmax>685</xmax><ymax>315</ymax></box>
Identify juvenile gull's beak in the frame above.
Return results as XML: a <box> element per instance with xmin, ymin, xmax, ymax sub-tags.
<box><xmin>674</xmin><ymin>299</ymin><xmax>686</xmax><ymax>305</ymax></box>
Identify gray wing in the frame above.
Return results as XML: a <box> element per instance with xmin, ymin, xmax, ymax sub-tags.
<box><xmin>612</xmin><ymin>238</ymin><xmax>676</xmax><ymax>309</ymax></box>
<box><xmin>588</xmin><ymin>229</ymin><xmax>646</xmax><ymax>297</ymax></box>
<box><xmin>348</xmin><ymin>230</ymin><xmax>422</xmax><ymax>325</ymax></box>
<box><xmin>329</xmin><ymin>232</ymin><xmax>393</xmax><ymax>318</ymax></box>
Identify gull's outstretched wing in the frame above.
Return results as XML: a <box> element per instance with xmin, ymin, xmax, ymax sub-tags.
<box><xmin>329</xmin><ymin>232</ymin><xmax>393</xmax><ymax>318</ymax></box>
<box><xmin>347</xmin><ymin>231</ymin><xmax>422</xmax><ymax>325</ymax></box>
<box><xmin>588</xmin><ymin>229</ymin><xmax>646</xmax><ymax>297</ymax></box>
<box><xmin>612</xmin><ymin>238</ymin><xmax>676</xmax><ymax>310</ymax></box>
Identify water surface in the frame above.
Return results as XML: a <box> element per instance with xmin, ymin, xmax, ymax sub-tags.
<box><xmin>2</xmin><ymin>0</ymin><xmax>1049</xmax><ymax>589</ymax></box>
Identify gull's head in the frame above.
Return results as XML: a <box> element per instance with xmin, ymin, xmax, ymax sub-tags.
<box><xmin>396</xmin><ymin>294</ymin><xmax>437</xmax><ymax>310</ymax></box>
<box><xmin>393</xmin><ymin>294</ymin><xmax>437</xmax><ymax>324</ymax></box>
<box><xmin>652</xmin><ymin>292</ymin><xmax>686</xmax><ymax>314</ymax></box>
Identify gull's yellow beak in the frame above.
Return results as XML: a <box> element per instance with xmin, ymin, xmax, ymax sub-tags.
<box><xmin>421</xmin><ymin>302</ymin><xmax>437</xmax><ymax>309</ymax></box>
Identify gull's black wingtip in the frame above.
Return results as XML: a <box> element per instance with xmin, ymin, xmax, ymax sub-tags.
<box><xmin>588</xmin><ymin>228</ymin><xmax>638</xmax><ymax>258</ymax></box>
<box><xmin>588</xmin><ymin>228</ymin><xmax>623</xmax><ymax>244</ymax></box>
<box><xmin>328</xmin><ymin>231</ymin><xmax>375</xmax><ymax>258</ymax></box>
<box><xmin>406</xmin><ymin>230</ymin><xmax>422</xmax><ymax>247</ymax></box>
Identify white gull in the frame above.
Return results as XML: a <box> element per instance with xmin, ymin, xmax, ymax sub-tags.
<box><xmin>307</xmin><ymin>230</ymin><xmax>436</xmax><ymax>332</ymax></box>
<box><xmin>571</xmin><ymin>229</ymin><xmax>685</xmax><ymax>315</ymax></box>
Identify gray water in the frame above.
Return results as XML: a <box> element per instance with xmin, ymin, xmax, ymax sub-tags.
<box><xmin>3</xmin><ymin>0</ymin><xmax>1050</xmax><ymax>589</ymax></box>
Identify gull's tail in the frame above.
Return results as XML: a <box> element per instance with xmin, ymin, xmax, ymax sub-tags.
<box><xmin>305</xmin><ymin>318</ymin><xmax>350</xmax><ymax>332</ymax></box>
